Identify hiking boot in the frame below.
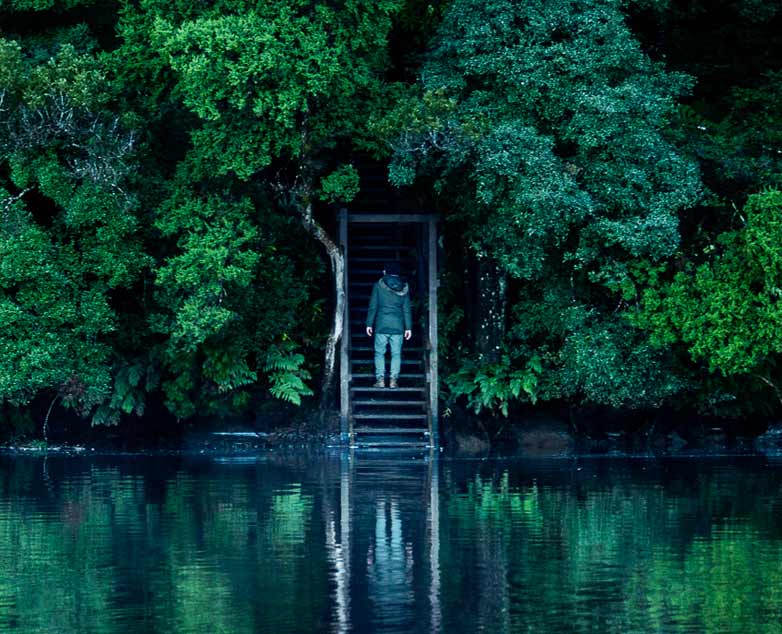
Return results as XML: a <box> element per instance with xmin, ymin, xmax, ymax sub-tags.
<box><xmin>373</xmin><ymin>377</ymin><xmax>385</xmax><ymax>388</ymax></box>
<box><xmin>389</xmin><ymin>377</ymin><xmax>398</xmax><ymax>389</ymax></box>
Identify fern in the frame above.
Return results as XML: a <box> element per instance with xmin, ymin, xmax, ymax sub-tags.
<box><xmin>446</xmin><ymin>353</ymin><xmax>542</xmax><ymax>417</ymax></box>
<box><xmin>264</xmin><ymin>341</ymin><xmax>314</xmax><ymax>405</ymax></box>
<box><xmin>202</xmin><ymin>347</ymin><xmax>256</xmax><ymax>394</ymax></box>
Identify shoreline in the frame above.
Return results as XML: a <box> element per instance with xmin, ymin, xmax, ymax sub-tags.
<box><xmin>2</xmin><ymin>433</ymin><xmax>781</xmax><ymax>460</ymax></box>
<box><xmin>4</xmin><ymin>410</ymin><xmax>782</xmax><ymax>459</ymax></box>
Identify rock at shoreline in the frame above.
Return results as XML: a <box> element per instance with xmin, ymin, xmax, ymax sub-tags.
<box><xmin>754</xmin><ymin>424</ymin><xmax>782</xmax><ymax>454</ymax></box>
<box><xmin>450</xmin><ymin>432</ymin><xmax>491</xmax><ymax>456</ymax></box>
<box><xmin>513</xmin><ymin>419</ymin><xmax>575</xmax><ymax>457</ymax></box>
<box><xmin>667</xmin><ymin>431</ymin><xmax>687</xmax><ymax>452</ymax></box>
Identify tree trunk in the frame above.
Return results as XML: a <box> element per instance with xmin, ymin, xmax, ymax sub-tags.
<box><xmin>298</xmin><ymin>201</ymin><xmax>345</xmax><ymax>414</ymax></box>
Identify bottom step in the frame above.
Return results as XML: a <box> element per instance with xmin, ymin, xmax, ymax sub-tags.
<box><xmin>351</xmin><ymin>427</ymin><xmax>432</xmax><ymax>449</ymax></box>
<box><xmin>354</xmin><ymin>427</ymin><xmax>429</xmax><ymax>435</ymax></box>
<box><xmin>351</xmin><ymin>440</ymin><xmax>433</xmax><ymax>449</ymax></box>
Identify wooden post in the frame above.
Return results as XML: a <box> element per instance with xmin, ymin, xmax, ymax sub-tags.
<box><xmin>338</xmin><ymin>208</ymin><xmax>350</xmax><ymax>443</ymax></box>
<box><xmin>427</xmin><ymin>215</ymin><xmax>439</xmax><ymax>446</ymax></box>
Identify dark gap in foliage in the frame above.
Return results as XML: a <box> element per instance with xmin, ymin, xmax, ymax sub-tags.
<box><xmin>387</xmin><ymin>0</ymin><xmax>449</xmax><ymax>82</ymax></box>
<box><xmin>0</xmin><ymin>2</ymin><xmax>121</xmax><ymax>52</ymax></box>
<box><xmin>144</xmin><ymin>107</ymin><xmax>198</xmax><ymax>180</ymax></box>
<box><xmin>23</xmin><ymin>187</ymin><xmax>57</xmax><ymax>229</ymax></box>
<box><xmin>664</xmin><ymin>1</ymin><xmax>782</xmax><ymax>106</ymax></box>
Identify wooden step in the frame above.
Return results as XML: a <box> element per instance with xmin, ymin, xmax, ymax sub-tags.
<box><xmin>350</xmin><ymin>340</ymin><xmax>426</xmax><ymax>349</ymax></box>
<box><xmin>352</xmin><ymin>413</ymin><xmax>428</xmax><ymax>420</ymax></box>
<box><xmin>348</xmin><ymin>236</ymin><xmax>413</xmax><ymax>242</ymax></box>
<box><xmin>347</xmin><ymin>245</ymin><xmax>415</xmax><ymax>250</ymax></box>
<box><xmin>350</xmin><ymin>268</ymin><xmax>406</xmax><ymax>275</ymax></box>
<box><xmin>349</xmin><ymin>329</ymin><xmax>424</xmax><ymax>337</ymax></box>
<box><xmin>352</xmin><ymin>373</ymin><xmax>425</xmax><ymax>379</ymax></box>
<box><xmin>351</xmin><ymin>359</ymin><xmax>422</xmax><ymax>366</ymax></box>
<box><xmin>353</xmin><ymin>427</ymin><xmax>429</xmax><ymax>434</ymax></box>
<box><xmin>349</xmin><ymin>257</ymin><xmax>413</xmax><ymax>263</ymax></box>
<box><xmin>352</xmin><ymin>318</ymin><xmax>418</xmax><ymax>325</ymax></box>
<box><xmin>351</xmin><ymin>440</ymin><xmax>433</xmax><ymax>449</ymax></box>
<box><xmin>351</xmin><ymin>353</ymin><xmax>426</xmax><ymax>358</ymax></box>
<box><xmin>351</xmin><ymin>386</ymin><xmax>425</xmax><ymax>393</ymax></box>
<box><xmin>350</xmin><ymin>353</ymin><xmax>425</xmax><ymax>359</ymax></box>
<box><xmin>350</xmin><ymin>348</ymin><xmax>422</xmax><ymax>355</ymax></box>
<box><xmin>352</xmin><ymin>400</ymin><xmax>426</xmax><ymax>407</ymax></box>
<box><xmin>349</xmin><ymin>245</ymin><xmax>416</xmax><ymax>252</ymax></box>
<box><xmin>351</xmin><ymin>346</ymin><xmax>424</xmax><ymax>353</ymax></box>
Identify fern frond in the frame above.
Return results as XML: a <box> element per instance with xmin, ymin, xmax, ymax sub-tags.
<box><xmin>264</xmin><ymin>341</ymin><xmax>314</xmax><ymax>406</ymax></box>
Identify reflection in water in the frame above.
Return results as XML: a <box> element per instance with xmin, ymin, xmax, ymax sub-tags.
<box><xmin>0</xmin><ymin>454</ymin><xmax>781</xmax><ymax>633</ymax></box>
<box><xmin>368</xmin><ymin>497</ymin><xmax>414</xmax><ymax>631</ymax></box>
<box><xmin>428</xmin><ymin>462</ymin><xmax>441</xmax><ymax>634</ymax></box>
<box><xmin>325</xmin><ymin>456</ymin><xmax>351</xmax><ymax>634</ymax></box>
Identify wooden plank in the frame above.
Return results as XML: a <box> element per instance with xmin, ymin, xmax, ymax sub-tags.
<box><xmin>428</xmin><ymin>214</ymin><xmax>439</xmax><ymax>445</ymax></box>
<box><xmin>350</xmin><ymin>386</ymin><xmax>425</xmax><ymax>393</ymax></box>
<box><xmin>352</xmin><ymin>413</ymin><xmax>429</xmax><ymax>420</ymax></box>
<box><xmin>348</xmin><ymin>213</ymin><xmax>433</xmax><ymax>223</ymax></box>
<box><xmin>350</xmin><ymin>357</ymin><xmax>421</xmax><ymax>366</ymax></box>
<box><xmin>353</xmin><ymin>427</ymin><xmax>430</xmax><ymax>434</ymax></box>
<box><xmin>351</xmin><ymin>346</ymin><xmax>424</xmax><ymax>353</ymax></box>
<box><xmin>352</xmin><ymin>400</ymin><xmax>426</xmax><ymax>407</ymax></box>
<box><xmin>351</xmin><ymin>373</ymin><xmax>425</xmax><ymax>379</ymax></box>
<box><xmin>351</xmin><ymin>440</ymin><xmax>432</xmax><ymax>448</ymax></box>
<box><xmin>348</xmin><ymin>257</ymin><xmax>401</xmax><ymax>263</ymax></box>
<box><xmin>349</xmin><ymin>244</ymin><xmax>415</xmax><ymax>250</ymax></box>
<box><xmin>338</xmin><ymin>208</ymin><xmax>350</xmax><ymax>443</ymax></box>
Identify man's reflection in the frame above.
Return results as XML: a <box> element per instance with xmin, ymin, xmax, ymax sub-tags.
<box><xmin>367</xmin><ymin>497</ymin><xmax>414</xmax><ymax>631</ymax></box>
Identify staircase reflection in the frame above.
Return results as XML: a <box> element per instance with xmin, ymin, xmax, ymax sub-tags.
<box><xmin>325</xmin><ymin>450</ymin><xmax>441</xmax><ymax>634</ymax></box>
<box><xmin>325</xmin><ymin>455</ymin><xmax>353</xmax><ymax>634</ymax></box>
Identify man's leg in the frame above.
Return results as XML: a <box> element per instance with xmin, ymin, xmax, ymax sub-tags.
<box><xmin>374</xmin><ymin>333</ymin><xmax>389</xmax><ymax>387</ymax></box>
<box><xmin>388</xmin><ymin>334</ymin><xmax>403</xmax><ymax>388</ymax></box>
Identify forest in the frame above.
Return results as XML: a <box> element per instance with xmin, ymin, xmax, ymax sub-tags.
<box><xmin>1</xmin><ymin>0</ymin><xmax>782</xmax><ymax>441</ymax></box>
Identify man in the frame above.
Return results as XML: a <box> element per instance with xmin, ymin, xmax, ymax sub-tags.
<box><xmin>365</xmin><ymin>261</ymin><xmax>412</xmax><ymax>388</ymax></box>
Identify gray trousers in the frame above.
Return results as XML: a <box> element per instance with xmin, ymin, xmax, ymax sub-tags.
<box><xmin>374</xmin><ymin>333</ymin><xmax>403</xmax><ymax>379</ymax></box>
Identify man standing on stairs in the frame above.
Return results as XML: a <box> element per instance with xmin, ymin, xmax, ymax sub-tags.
<box><xmin>365</xmin><ymin>261</ymin><xmax>412</xmax><ymax>389</ymax></box>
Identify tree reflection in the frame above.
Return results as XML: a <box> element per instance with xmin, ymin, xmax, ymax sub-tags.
<box><xmin>0</xmin><ymin>457</ymin><xmax>780</xmax><ymax>633</ymax></box>
<box><xmin>439</xmin><ymin>461</ymin><xmax>782</xmax><ymax>633</ymax></box>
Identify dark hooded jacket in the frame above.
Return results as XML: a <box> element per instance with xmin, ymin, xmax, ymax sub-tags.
<box><xmin>366</xmin><ymin>275</ymin><xmax>412</xmax><ymax>335</ymax></box>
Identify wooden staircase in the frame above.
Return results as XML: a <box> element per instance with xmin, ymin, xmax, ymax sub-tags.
<box><xmin>340</xmin><ymin>214</ymin><xmax>438</xmax><ymax>449</ymax></box>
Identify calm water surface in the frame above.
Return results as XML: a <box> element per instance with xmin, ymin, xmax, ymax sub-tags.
<box><xmin>0</xmin><ymin>453</ymin><xmax>780</xmax><ymax>633</ymax></box>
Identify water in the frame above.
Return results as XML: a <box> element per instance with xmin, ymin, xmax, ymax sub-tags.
<box><xmin>0</xmin><ymin>453</ymin><xmax>780</xmax><ymax>634</ymax></box>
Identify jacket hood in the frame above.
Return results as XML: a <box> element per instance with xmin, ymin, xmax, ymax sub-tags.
<box><xmin>380</xmin><ymin>275</ymin><xmax>408</xmax><ymax>296</ymax></box>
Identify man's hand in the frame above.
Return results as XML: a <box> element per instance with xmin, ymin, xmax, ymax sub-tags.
<box><xmin>404</xmin><ymin>330</ymin><xmax>412</xmax><ymax>341</ymax></box>
<box><xmin>366</xmin><ymin>327</ymin><xmax>373</xmax><ymax>337</ymax></box>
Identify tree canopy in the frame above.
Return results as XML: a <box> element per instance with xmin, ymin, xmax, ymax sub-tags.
<box><xmin>1</xmin><ymin>0</ymin><xmax>782</xmax><ymax>435</ymax></box>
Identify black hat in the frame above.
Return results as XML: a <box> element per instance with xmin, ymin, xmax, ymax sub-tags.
<box><xmin>384</xmin><ymin>261</ymin><xmax>401</xmax><ymax>276</ymax></box>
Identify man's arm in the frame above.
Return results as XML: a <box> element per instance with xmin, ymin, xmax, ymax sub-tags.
<box><xmin>366</xmin><ymin>283</ymin><xmax>378</xmax><ymax>336</ymax></box>
<box><xmin>403</xmin><ymin>291</ymin><xmax>412</xmax><ymax>331</ymax></box>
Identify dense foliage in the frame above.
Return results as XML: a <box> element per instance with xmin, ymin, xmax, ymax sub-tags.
<box><xmin>383</xmin><ymin>0</ymin><xmax>702</xmax><ymax>415</ymax></box>
<box><xmin>1</xmin><ymin>0</ymin><xmax>781</xmax><ymax>436</ymax></box>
